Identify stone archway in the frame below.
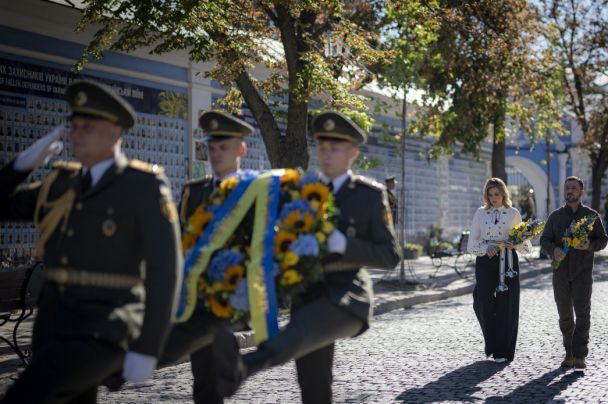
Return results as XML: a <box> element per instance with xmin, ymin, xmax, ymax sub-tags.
<box><xmin>506</xmin><ymin>156</ymin><xmax>555</xmax><ymax>219</ymax></box>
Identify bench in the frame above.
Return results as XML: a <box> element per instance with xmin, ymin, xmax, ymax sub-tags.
<box><xmin>0</xmin><ymin>261</ymin><xmax>43</xmax><ymax>367</ymax></box>
<box><xmin>429</xmin><ymin>231</ymin><xmax>474</xmax><ymax>278</ymax></box>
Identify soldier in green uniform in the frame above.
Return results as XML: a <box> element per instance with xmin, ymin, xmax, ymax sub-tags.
<box><xmin>385</xmin><ymin>175</ymin><xmax>398</xmax><ymax>226</ymax></box>
<box><xmin>157</xmin><ymin>110</ymin><xmax>252</xmax><ymax>404</ymax></box>
<box><xmin>0</xmin><ymin>80</ymin><xmax>182</xmax><ymax>403</ymax></box>
<box><xmin>213</xmin><ymin>111</ymin><xmax>402</xmax><ymax>403</ymax></box>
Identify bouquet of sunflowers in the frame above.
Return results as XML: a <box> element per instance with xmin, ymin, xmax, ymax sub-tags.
<box><xmin>274</xmin><ymin>171</ymin><xmax>337</xmax><ymax>298</ymax></box>
<box><xmin>178</xmin><ymin>169</ymin><xmax>337</xmax><ymax>323</ymax></box>
<box><xmin>551</xmin><ymin>215</ymin><xmax>598</xmax><ymax>269</ymax></box>
<box><xmin>180</xmin><ymin>171</ymin><xmax>257</xmax><ymax>322</ymax></box>
<box><xmin>487</xmin><ymin>219</ymin><xmax>545</xmax><ymax>293</ymax></box>
<box><xmin>503</xmin><ymin>219</ymin><xmax>545</xmax><ymax>247</ymax></box>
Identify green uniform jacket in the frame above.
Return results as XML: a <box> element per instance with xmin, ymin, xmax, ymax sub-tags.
<box><xmin>179</xmin><ymin>176</ymin><xmax>214</xmax><ymax>227</ymax></box>
<box><xmin>0</xmin><ymin>154</ymin><xmax>182</xmax><ymax>358</ymax></box>
<box><xmin>319</xmin><ymin>174</ymin><xmax>401</xmax><ymax>334</ymax></box>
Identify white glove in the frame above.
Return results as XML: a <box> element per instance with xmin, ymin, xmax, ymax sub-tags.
<box><xmin>122</xmin><ymin>351</ymin><xmax>158</xmax><ymax>383</ymax></box>
<box><xmin>327</xmin><ymin>229</ymin><xmax>347</xmax><ymax>254</ymax></box>
<box><xmin>14</xmin><ymin>125</ymin><xmax>64</xmax><ymax>171</ymax></box>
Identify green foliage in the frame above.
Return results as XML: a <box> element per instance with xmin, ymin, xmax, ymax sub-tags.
<box><xmin>75</xmin><ymin>0</ymin><xmax>395</xmax><ymax>168</ymax></box>
<box><xmin>353</xmin><ymin>155</ymin><xmax>383</xmax><ymax>171</ymax></box>
<box><xmin>159</xmin><ymin>91</ymin><xmax>188</xmax><ymax>119</ymax></box>
<box><xmin>379</xmin><ymin>1</ymin><xmax>565</xmax><ymax>162</ymax></box>
<box><xmin>403</xmin><ymin>243</ymin><xmax>423</xmax><ymax>253</ymax></box>
<box><xmin>538</xmin><ymin>0</ymin><xmax>608</xmax><ymax>209</ymax></box>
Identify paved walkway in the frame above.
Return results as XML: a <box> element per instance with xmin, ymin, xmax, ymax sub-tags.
<box><xmin>1</xmin><ymin>247</ymin><xmax>606</xmax><ymax>398</ymax></box>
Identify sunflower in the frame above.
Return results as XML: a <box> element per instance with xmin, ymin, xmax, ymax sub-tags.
<box><xmin>209</xmin><ymin>296</ymin><xmax>233</xmax><ymax>318</ymax></box>
<box><xmin>315</xmin><ymin>231</ymin><xmax>327</xmax><ymax>244</ymax></box>
<box><xmin>284</xmin><ymin>211</ymin><xmax>315</xmax><ymax>232</ymax></box>
<box><xmin>181</xmin><ymin>233</ymin><xmax>196</xmax><ymax>252</ymax></box>
<box><xmin>280</xmin><ymin>169</ymin><xmax>300</xmax><ymax>186</ymax></box>
<box><xmin>274</xmin><ymin>230</ymin><xmax>297</xmax><ymax>256</ymax></box>
<box><xmin>188</xmin><ymin>207</ymin><xmax>213</xmax><ymax>233</ymax></box>
<box><xmin>280</xmin><ymin>251</ymin><xmax>299</xmax><ymax>270</ymax></box>
<box><xmin>280</xmin><ymin>269</ymin><xmax>303</xmax><ymax>286</ymax></box>
<box><xmin>321</xmin><ymin>221</ymin><xmax>334</xmax><ymax>234</ymax></box>
<box><xmin>219</xmin><ymin>176</ymin><xmax>238</xmax><ymax>193</ymax></box>
<box><xmin>223</xmin><ymin>264</ymin><xmax>245</xmax><ymax>292</ymax></box>
<box><xmin>301</xmin><ymin>183</ymin><xmax>330</xmax><ymax>207</ymax></box>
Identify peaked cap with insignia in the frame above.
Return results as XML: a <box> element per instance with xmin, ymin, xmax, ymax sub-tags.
<box><xmin>312</xmin><ymin>111</ymin><xmax>367</xmax><ymax>145</ymax></box>
<box><xmin>385</xmin><ymin>175</ymin><xmax>396</xmax><ymax>182</ymax></box>
<box><xmin>199</xmin><ymin>111</ymin><xmax>253</xmax><ymax>142</ymax></box>
<box><xmin>66</xmin><ymin>80</ymin><xmax>136</xmax><ymax>129</ymax></box>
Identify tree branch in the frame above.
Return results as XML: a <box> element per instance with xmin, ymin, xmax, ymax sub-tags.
<box><xmin>234</xmin><ymin>70</ymin><xmax>281</xmax><ymax>165</ymax></box>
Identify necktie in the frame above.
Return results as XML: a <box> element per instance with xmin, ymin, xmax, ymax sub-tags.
<box><xmin>326</xmin><ymin>181</ymin><xmax>334</xmax><ymax>193</ymax></box>
<box><xmin>81</xmin><ymin>170</ymin><xmax>92</xmax><ymax>193</ymax></box>
<box><xmin>214</xmin><ymin>178</ymin><xmax>221</xmax><ymax>188</ymax></box>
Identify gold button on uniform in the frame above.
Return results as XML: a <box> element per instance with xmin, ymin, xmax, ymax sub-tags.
<box><xmin>67</xmin><ymin>229</ymin><xmax>74</xmax><ymax>237</ymax></box>
<box><xmin>75</xmin><ymin>203</ymin><xmax>83</xmax><ymax>211</ymax></box>
<box><xmin>60</xmin><ymin>256</ymin><xmax>68</xmax><ymax>265</ymax></box>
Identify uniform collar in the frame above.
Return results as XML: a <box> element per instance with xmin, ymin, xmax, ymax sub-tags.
<box><xmin>83</xmin><ymin>158</ymin><xmax>114</xmax><ymax>187</ymax></box>
<box><xmin>323</xmin><ymin>170</ymin><xmax>351</xmax><ymax>194</ymax></box>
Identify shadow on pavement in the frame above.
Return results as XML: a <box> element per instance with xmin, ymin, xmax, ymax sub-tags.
<box><xmin>396</xmin><ymin>360</ymin><xmax>506</xmax><ymax>403</ymax></box>
<box><xmin>485</xmin><ymin>367</ymin><xmax>583</xmax><ymax>402</ymax></box>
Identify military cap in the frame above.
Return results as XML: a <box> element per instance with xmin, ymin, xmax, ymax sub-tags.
<box><xmin>312</xmin><ymin>111</ymin><xmax>367</xmax><ymax>145</ymax></box>
<box><xmin>199</xmin><ymin>111</ymin><xmax>253</xmax><ymax>142</ymax></box>
<box><xmin>66</xmin><ymin>80</ymin><xmax>136</xmax><ymax>129</ymax></box>
<box><xmin>385</xmin><ymin>175</ymin><xmax>396</xmax><ymax>182</ymax></box>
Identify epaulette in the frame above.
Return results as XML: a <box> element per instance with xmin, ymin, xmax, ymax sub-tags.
<box><xmin>128</xmin><ymin>159</ymin><xmax>165</xmax><ymax>174</ymax></box>
<box><xmin>185</xmin><ymin>175</ymin><xmax>212</xmax><ymax>187</ymax></box>
<box><xmin>353</xmin><ymin>175</ymin><xmax>384</xmax><ymax>192</ymax></box>
<box><xmin>52</xmin><ymin>160</ymin><xmax>82</xmax><ymax>171</ymax></box>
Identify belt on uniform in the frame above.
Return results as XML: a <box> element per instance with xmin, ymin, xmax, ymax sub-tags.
<box><xmin>322</xmin><ymin>261</ymin><xmax>359</xmax><ymax>273</ymax></box>
<box><xmin>44</xmin><ymin>268</ymin><xmax>143</xmax><ymax>289</ymax></box>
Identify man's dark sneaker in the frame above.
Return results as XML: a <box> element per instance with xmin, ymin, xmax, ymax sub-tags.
<box><xmin>561</xmin><ymin>354</ymin><xmax>574</xmax><ymax>368</ymax></box>
<box><xmin>573</xmin><ymin>357</ymin><xmax>586</xmax><ymax>369</ymax></box>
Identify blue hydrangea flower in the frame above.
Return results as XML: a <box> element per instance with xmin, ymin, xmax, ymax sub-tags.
<box><xmin>229</xmin><ymin>280</ymin><xmax>249</xmax><ymax>311</ymax></box>
<box><xmin>290</xmin><ymin>234</ymin><xmax>320</xmax><ymax>256</ymax></box>
<box><xmin>207</xmin><ymin>250</ymin><xmax>243</xmax><ymax>282</ymax></box>
<box><xmin>280</xmin><ymin>200</ymin><xmax>315</xmax><ymax>221</ymax></box>
<box><xmin>272</xmin><ymin>263</ymin><xmax>280</xmax><ymax>278</ymax></box>
<box><xmin>299</xmin><ymin>172</ymin><xmax>323</xmax><ymax>186</ymax></box>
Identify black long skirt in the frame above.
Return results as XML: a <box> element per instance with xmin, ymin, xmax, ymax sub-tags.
<box><xmin>473</xmin><ymin>252</ymin><xmax>520</xmax><ymax>361</ymax></box>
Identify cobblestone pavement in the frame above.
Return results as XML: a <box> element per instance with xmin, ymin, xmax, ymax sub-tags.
<box><xmin>96</xmin><ymin>262</ymin><xmax>608</xmax><ymax>403</ymax></box>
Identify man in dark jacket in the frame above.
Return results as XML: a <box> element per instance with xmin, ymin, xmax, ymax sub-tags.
<box><xmin>540</xmin><ymin>176</ymin><xmax>607</xmax><ymax>370</ymax></box>
<box><xmin>0</xmin><ymin>80</ymin><xmax>182</xmax><ymax>403</ymax></box>
<box><xmin>213</xmin><ymin>111</ymin><xmax>402</xmax><ymax>403</ymax></box>
<box><xmin>159</xmin><ymin>111</ymin><xmax>252</xmax><ymax>404</ymax></box>
<box><xmin>385</xmin><ymin>175</ymin><xmax>398</xmax><ymax>226</ymax></box>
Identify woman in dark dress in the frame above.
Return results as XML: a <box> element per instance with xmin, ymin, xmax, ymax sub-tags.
<box><xmin>467</xmin><ymin>178</ymin><xmax>531</xmax><ymax>362</ymax></box>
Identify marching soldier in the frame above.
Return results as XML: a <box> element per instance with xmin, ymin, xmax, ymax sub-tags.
<box><xmin>0</xmin><ymin>80</ymin><xmax>182</xmax><ymax>403</ymax></box>
<box><xmin>158</xmin><ymin>111</ymin><xmax>252</xmax><ymax>404</ymax></box>
<box><xmin>213</xmin><ymin>111</ymin><xmax>402</xmax><ymax>403</ymax></box>
<box><xmin>385</xmin><ymin>175</ymin><xmax>398</xmax><ymax>226</ymax></box>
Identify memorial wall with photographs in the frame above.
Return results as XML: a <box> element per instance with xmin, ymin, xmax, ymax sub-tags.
<box><xmin>0</xmin><ymin>56</ymin><xmax>188</xmax><ymax>264</ymax></box>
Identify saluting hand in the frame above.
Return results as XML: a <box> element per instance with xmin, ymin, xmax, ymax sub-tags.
<box><xmin>14</xmin><ymin>125</ymin><xmax>64</xmax><ymax>171</ymax></box>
